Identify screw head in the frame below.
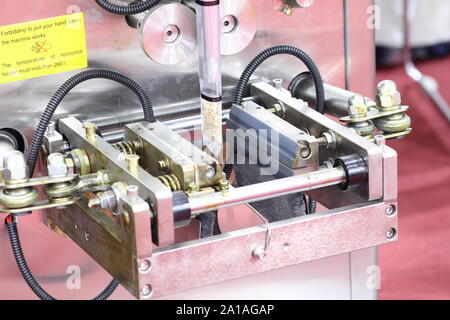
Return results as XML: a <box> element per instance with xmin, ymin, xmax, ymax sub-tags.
<box><xmin>386</xmin><ymin>204</ymin><xmax>397</xmax><ymax>216</ymax></box>
<box><xmin>139</xmin><ymin>259</ymin><xmax>151</xmax><ymax>273</ymax></box>
<box><xmin>387</xmin><ymin>228</ymin><xmax>397</xmax><ymax>240</ymax></box>
<box><xmin>298</xmin><ymin>142</ymin><xmax>311</xmax><ymax>159</ymax></box>
<box><xmin>141</xmin><ymin>284</ymin><xmax>153</xmax><ymax>298</ymax></box>
<box><xmin>252</xmin><ymin>246</ymin><xmax>267</xmax><ymax>260</ymax></box>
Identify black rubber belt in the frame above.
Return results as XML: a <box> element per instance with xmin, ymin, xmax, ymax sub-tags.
<box><xmin>201</xmin><ymin>94</ymin><xmax>222</xmax><ymax>102</ymax></box>
<box><xmin>196</xmin><ymin>0</ymin><xmax>220</xmax><ymax>6</ymax></box>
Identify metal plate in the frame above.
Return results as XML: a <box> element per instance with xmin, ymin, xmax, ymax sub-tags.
<box><xmin>147</xmin><ymin>201</ymin><xmax>395</xmax><ymax>298</ymax></box>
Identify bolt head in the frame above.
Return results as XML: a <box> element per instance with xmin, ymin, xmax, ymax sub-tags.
<box><xmin>139</xmin><ymin>259</ymin><xmax>151</xmax><ymax>273</ymax></box>
<box><xmin>386</xmin><ymin>204</ymin><xmax>397</xmax><ymax>216</ymax></box>
<box><xmin>387</xmin><ymin>228</ymin><xmax>397</xmax><ymax>240</ymax></box>
<box><xmin>91</xmin><ymin>191</ymin><xmax>117</xmax><ymax>209</ymax></box>
<box><xmin>377</xmin><ymin>80</ymin><xmax>397</xmax><ymax>95</ymax></box>
<box><xmin>2</xmin><ymin>151</ymin><xmax>28</xmax><ymax>181</ymax></box>
<box><xmin>348</xmin><ymin>95</ymin><xmax>368</xmax><ymax>118</ymax></box>
<box><xmin>141</xmin><ymin>284</ymin><xmax>153</xmax><ymax>297</ymax></box>
<box><xmin>219</xmin><ymin>180</ymin><xmax>229</xmax><ymax>191</ymax></box>
<box><xmin>298</xmin><ymin>142</ymin><xmax>311</xmax><ymax>159</ymax></box>
<box><xmin>376</xmin><ymin>80</ymin><xmax>401</xmax><ymax>108</ymax></box>
<box><xmin>47</xmin><ymin>153</ymin><xmax>68</xmax><ymax>177</ymax></box>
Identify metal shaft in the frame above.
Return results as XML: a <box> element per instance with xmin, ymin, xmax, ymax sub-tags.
<box><xmin>189</xmin><ymin>167</ymin><xmax>346</xmax><ymax>215</ymax></box>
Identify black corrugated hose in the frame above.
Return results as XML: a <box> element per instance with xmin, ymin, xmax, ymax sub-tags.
<box><xmin>225</xmin><ymin>45</ymin><xmax>326</xmax><ymax>179</ymax></box>
<box><xmin>27</xmin><ymin>69</ymin><xmax>155</xmax><ymax>175</ymax></box>
<box><xmin>308</xmin><ymin>196</ymin><xmax>317</xmax><ymax>214</ymax></box>
<box><xmin>5</xmin><ymin>216</ymin><xmax>119</xmax><ymax>300</ymax></box>
<box><xmin>5</xmin><ymin>68</ymin><xmax>155</xmax><ymax>300</ymax></box>
<box><xmin>95</xmin><ymin>0</ymin><xmax>161</xmax><ymax>15</ymax></box>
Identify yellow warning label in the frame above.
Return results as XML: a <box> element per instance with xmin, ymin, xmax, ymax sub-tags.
<box><xmin>0</xmin><ymin>13</ymin><xmax>88</xmax><ymax>84</ymax></box>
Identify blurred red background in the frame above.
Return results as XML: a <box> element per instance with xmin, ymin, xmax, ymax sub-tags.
<box><xmin>377</xmin><ymin>56</ymin><xmax>450</xmax><ymax>300</ymax></box>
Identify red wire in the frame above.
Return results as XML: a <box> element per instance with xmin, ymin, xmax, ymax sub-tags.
<box><xmin>5</xmin><ymin>215</ymin><xmax>13</xmax><ymax>224</ymax></box>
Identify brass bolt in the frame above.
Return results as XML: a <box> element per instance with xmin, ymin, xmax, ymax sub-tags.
<box><xmin>187</xmin><ymin>182</ymin><xmax>198</xmax><ymax>192</ymax></box>
<box><xmin>124</xmin><ymin>154</ymin><xmax>140</xmax><ymax>176</ymax></box>
<box><xmin>282</xmin><ymin>5</ymin><xmax>293</xmax><ymax>15</ymax></box>
<box><xmin>83</xmin><ymin>122</ymin><xmax>97</xmax><ymax>144</ymax></box>
<box><xmin>219</xmin><ymin>180</ymin><xmax>229</xmax><ymax>191</ymax></box>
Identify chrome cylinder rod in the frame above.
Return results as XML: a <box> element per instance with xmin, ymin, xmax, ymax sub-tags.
<box><xmin>189</xmin><ymin>167</ymin><xmax>347</xmax><ymax>215</ymax></box>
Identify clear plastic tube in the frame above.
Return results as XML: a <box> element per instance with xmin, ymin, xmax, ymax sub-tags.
<box><xmin>196</xmin><ymin>0</ymin><xmax>223</xmax><ymax>159</ymax></box>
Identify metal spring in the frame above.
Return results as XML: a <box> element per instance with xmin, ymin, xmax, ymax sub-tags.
<box><xmin>157</xmin><ymin>174</ymin><xmax>182</xmax><ymax>191</ymax></box>
<box><xmin>113</xmin><ymin>140</ymin><xmax>143</xmax><ymax>155</ymax></box>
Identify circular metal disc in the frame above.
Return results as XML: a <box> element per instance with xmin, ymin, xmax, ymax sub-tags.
<box><xmin>220</xmin><ymin>0</ymin><xmax>257</xmax><ymax>56</ymax></box>
<box><xmin>139</xmin><ymin>3</ymin><xmax>197</xmax><ymax>65</ymax></box>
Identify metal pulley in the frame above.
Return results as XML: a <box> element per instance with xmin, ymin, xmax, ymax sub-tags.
<box><xmin>133</xmin><ymin>2</ymin><xmax>197</xmax><ymax>65</ymax></box>
<box><xmin>219</xmin><ymin>0</ymin><xmax>257</xmax><ymax>56</ymax></box>
<box><xmin>127</xmin><ymin>0</ymin><xmax>257</xmax><ymax>63</ymax></box>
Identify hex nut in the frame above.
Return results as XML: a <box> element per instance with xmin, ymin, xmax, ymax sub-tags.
<box><xmin>2</xmin><ymin>151</ymin><xmax>28</xmax><ymax>181</ymax></box>
<box><xmin>47</xmin><ymin>153</ymin><xmax>68</xmax><ymax>177</ymax></box>
<box><xmin>376</xmin><ymin>80</ymin><xmax>402</xmax><ymax>109</ymax></box>
<box><xmin>348</xmin><ymin>95</ymin><xmax>368</xmax><ymax>118</ymax></box>
<box><xmin>96</xmin><ymin>191</ymin><xmax>117</xmax><ymax>210</ymax></box>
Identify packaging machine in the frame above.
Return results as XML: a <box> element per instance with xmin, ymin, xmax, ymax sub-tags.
<box><xmin>0</xmin><ymin>0</ymin><xmax>410</xmax><ymax>300</ymax></box>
